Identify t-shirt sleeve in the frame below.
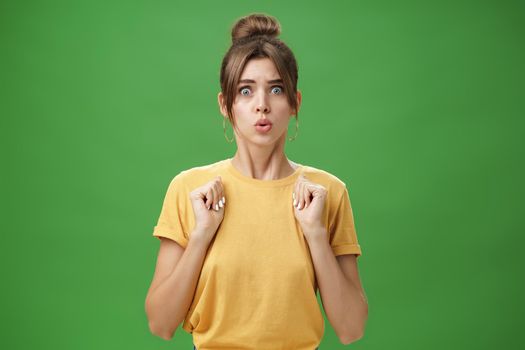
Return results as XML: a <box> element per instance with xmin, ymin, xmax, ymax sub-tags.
<box><xmin>329</xmin><ymin>185</ymin><xmax>362</xmax><ymax>258</ymax></box>
<box><xmin>152</xmin><ymin>173</ymin><xmax>190</xmax><ymax>248</ymax></box>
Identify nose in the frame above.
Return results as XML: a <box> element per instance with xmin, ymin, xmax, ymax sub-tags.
<box><xmin>255</xmin><ymin>93</ymin><xmax>270</xmax><ymax>114</ymax></box>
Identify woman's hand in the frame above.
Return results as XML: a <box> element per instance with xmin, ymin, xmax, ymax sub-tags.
<box><xmin>292</xmin><ymin>174</ymin><xmax>327</xmax><ymax>241</ymax></box>
<box><xmin>189</xmin><ymin>175</ymin><xmax>226</xmax><ymax>244</ymax></box>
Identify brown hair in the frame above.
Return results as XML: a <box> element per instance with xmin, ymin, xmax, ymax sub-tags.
<box><xmin>219</xmin><ymin>13</ymin><xmax>299</xmax><ymax>130</ymax></box>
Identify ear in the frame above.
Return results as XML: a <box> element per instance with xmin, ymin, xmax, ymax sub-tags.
<box><xmin>294</xmin><ymin>90</ymin><xmax>302</xmax><ymax>115</ymax></box>
<box><xmin>218</xmin><ymin>91</ymin><xmax>227</xmax><ymax>118</ymax></box>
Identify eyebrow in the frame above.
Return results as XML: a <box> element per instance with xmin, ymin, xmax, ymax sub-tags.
<box><xmin>238</xmin><ymin>79</ymin><xmax>283</xmax><ymax>84</ymax></box>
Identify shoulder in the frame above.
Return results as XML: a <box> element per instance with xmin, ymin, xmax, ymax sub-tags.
<box><xmin>169</xmin><ymin>159</ymin><xmax>229</xmax><ymax>190</ymax></box>
<box><xmin>299</xmin><ymin>163</ymin><xmax>349</xmax><ymax>199</ymax></box>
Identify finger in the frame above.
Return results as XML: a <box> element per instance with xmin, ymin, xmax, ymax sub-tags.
<box><xmin>205</xmin><ymin>187</ymin><xmax>213</xmax><ymax>210</ymax></box>
<box><xmin>210</xmin><ymin>183</ymin><xmax>219</xmax><ymax>211</ymax></box>
<box><xmin>193</xmin><ymin>189</ymin><xmax>207</xmax><ymax>208</ymax></box>
<box><xmin>297</xmin><ymin>182</ymin><xmax>305</xmax><ymax>210</ymax></box>
<box><xmin>304</xmin><ymin>185</ymin><xmax>312</xmax><ymax>208</ymax></box>
<box><xmin>293</xmin><ymin>183</ymin><xmax>300</xmax><ymax>208</ymax></box>
<box><xmin>300</xmin><ymin>182</ymin><xmax>311</xmax><ymax>210</ymax></box>
<box><xmin>212</xmin><ymin>180</ymin><xmax>223</xmax><ymax>211</ymax></box>
<box><xmin>216</xmin><ymin>177</ymin><xmax>225</xmax><ymax>208</ymax></box>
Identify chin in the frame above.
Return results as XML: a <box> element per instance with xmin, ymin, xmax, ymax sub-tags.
<box><xmin>244</xmin><ymin>135</ymin><xmax>275</xmax><ymax>145</ymax></box>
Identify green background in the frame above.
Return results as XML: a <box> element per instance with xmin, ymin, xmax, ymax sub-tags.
<box><xmin>2</xmin><ymin>0</ymin><xmax>523</xmax><ymax>349</ymax></box>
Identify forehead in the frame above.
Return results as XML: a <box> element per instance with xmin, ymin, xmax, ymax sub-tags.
<box><xmin>240</xmin><ymin>58</ymin><xmax>281</xmax><ymax>80</ymax></box>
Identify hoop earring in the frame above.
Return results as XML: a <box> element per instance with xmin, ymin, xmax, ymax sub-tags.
<box><xmin>288</xmin><ymin>116</ymin><xmax>299</xmax><ymax>142</ymax></box>
<box><xmin>223</xmin><ymin>118</ymin><xmax>235</xmax><ymax>143</ymax></box>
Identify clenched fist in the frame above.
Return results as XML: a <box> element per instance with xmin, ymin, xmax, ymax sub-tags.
<box><xmin>292</xmin><ymin>174</ymin><xmax>327</xmax><ymax>241</ymax></box>
<box><xmin>189</xmin><ymin>176</ymin><xmax>226</xmax><ymax>244</ymax></box>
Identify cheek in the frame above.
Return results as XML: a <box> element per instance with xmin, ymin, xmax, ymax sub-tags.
<box><xmin>231</xmin><ymin>105</ymin><xmax>252</xmax><ymax>128</ymax></box>
<box><xmin>274</xmin><ymin>98</ymin><xmax>293</xmax><ymax>112</ymax></box>
<box><xmin>231</xmin><ymin>103</ymin><xmax>245</xmax><ymax>117</ymax></box>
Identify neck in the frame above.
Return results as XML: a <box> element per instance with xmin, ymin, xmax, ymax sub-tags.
<box><xmin>231</xmin><ymin>136</ymin><xmax>296</xmax><ymax>180</ymax></box>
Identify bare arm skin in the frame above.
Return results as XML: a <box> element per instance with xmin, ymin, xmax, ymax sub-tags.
<box><xmin>145</xmin><ymin>176</ymin><xmax>225</xmax><ymax>340</ymax></box>
<box><xmin>305</xmin><ymin>229</ymin><xmax>368</xmax><ymax>345</ymax></box>
<box><xmin>145</xmin><ymin>232</ymin><xmax>211</xmax><ymax>340</ymax></box>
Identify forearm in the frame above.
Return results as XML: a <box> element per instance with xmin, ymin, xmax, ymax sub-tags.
<box><xmin>305</xmin><ymin>228</ymin><xmax>367</xmax><ymax>343</ymax></box>
<box><xmin>146</xmin><ymin>232</ymin><xmax>210</xmax><ymax>339</ymax></box>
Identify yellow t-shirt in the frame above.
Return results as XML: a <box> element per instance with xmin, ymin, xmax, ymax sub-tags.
<box><xmin>152</xmin><ymin>158</ymin><xmax>362</xmax><ymax>350</ymax></box>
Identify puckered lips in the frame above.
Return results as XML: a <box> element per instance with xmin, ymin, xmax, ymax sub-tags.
<box><xmin>255</xmin><ymin>118</ymin><xmax>272</xmax><ymax>133</ymax></box>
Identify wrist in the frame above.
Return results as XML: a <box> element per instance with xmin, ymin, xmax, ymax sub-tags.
<box><xmin>302</xmin><ymin>223</ymin><xmax>326</xmax><ymax>234</ymax></box>
<box><xmin>190</xmin><ymin>227</ymin><xmax>214</xmax><ymax>245</ymax></box>
<box><xmin>302</xmin><ymin>225</ymin><xmax>327</xmax><ymax>241</ymax></box>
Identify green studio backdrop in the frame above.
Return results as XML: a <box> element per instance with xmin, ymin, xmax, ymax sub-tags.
<box><xmin>1</xmin><ymin>0</ymin><xmax>524</xmax><ymax>349</ymax></box>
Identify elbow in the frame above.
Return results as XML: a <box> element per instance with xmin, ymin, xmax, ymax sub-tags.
<box><xmin>148</xmin><ymin>320</ymin><xmax>175</xmax><ymax>341</ymax></box>
<box><xmin>339</xmin><ymin>330</ymin><xmax>364</xmax><ymax>345</ymax></box>
<box><xmin>336</xmin><ymin>324</ymin><xmax>365</xmax><ymax>345</ymax></box>
<box><xmin>157</xmin><ymin>331</ymin><xmax>175</xmax><ymax>341</ymax></box>
<box><xmin>338</xmin><ymin>309</ymin><xmax>368</xmax><ymax>345</ymax></box>
<box><xmin>145</xmin><ymin>297</ymin><xmax>177</xmax><ymax>341</ymax></box>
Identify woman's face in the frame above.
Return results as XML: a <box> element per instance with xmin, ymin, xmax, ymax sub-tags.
<box><xmin>219</xmin><ymin>57</ymin><xmax>300</xmax><ymax>147</ymax></box>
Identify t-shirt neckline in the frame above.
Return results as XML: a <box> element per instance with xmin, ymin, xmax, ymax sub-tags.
<box><xmin>225</xmin><ymin>158</ymin><xmax>303</xmax><ymax>187</ymax></box>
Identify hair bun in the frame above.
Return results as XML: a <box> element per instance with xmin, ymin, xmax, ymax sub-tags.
<box><xmin>231</xmin><ymin>13</ymin><xmax>281</xmax><ymax>44</ymax></box>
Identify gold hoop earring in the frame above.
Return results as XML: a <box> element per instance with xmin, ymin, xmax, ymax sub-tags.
<box><xmin>288</xmin><ymin>116</ymin><xmax>299</xmax><ymax>142</ymax></box>
<box><xmin>223</xmin><ymin>118</ymin><xmax>234</xmax><ymax>143</ymax></box>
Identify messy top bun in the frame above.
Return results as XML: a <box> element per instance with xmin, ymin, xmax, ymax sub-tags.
<box><xmin>219</xmin><ymin>13</ymin><xmax>299</xmax><ymax>131</ymax></box>
<box><xmin>231</xmin><ymin>13</ymin><xmax>281</xmax><ymax>44</ymax></box>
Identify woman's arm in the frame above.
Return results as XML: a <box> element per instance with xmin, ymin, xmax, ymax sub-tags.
<box><xmin>305</xmin><ymin>227</ymin><xmax>368</xmax><ymax>345</ymax></box>
<box><xmin>145</xmin><ymin>230</ymin><xmax>211</xmax><ymax>340</ymax></box>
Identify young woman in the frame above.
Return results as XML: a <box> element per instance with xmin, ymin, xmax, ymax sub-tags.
<box><xmin>145</xmin><ymin>13</ymin><xmax>368</xmax><ymax>350</ymax></box>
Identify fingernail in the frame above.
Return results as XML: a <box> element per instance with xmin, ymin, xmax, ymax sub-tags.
<box><xmin>215</xmin><ymin>203</ymin><xmax>219</xmax><ymax>211</ymax></box>
<box><xmin>222</xmin><ymin>196</ymin><xmax>226</xmax><ymax>204</ymax></box>
<box><xmin>298</xmin><ymin>203</ymin><xmax>302</xmax><ymax>210</ymax></box>
<box><xmin>219</xmin><ymin>199</ymin><xmax>224</xmax><ymax>207</ymax></box>
<box><xmin>293</xmin><ymin>199</ymin><xmax>297</xmax><ymax>206</ymax></box>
